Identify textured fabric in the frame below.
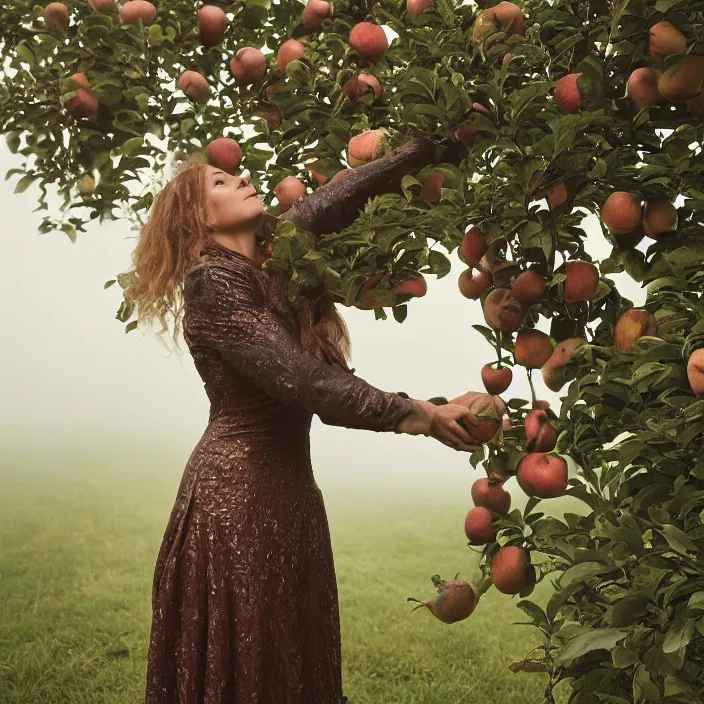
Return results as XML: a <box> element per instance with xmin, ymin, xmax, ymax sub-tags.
<box><xmin>145</xmin><ymin>240</ymin><xmax>415</xmax><ymax>704</ymax></box>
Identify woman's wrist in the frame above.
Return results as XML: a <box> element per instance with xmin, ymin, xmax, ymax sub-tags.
<box><xmin>395</xmin><ymin>399</ymin><xmax>434</xmax><ymax>436</ymax></box>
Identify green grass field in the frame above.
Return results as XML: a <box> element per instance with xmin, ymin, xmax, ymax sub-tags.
<box><xmin>0</xmin><ymin>448</ymin><xmax>558</xmax><ymax>704</ymax></box>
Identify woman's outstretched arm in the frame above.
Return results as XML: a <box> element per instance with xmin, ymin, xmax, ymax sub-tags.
<box><xmin>183</xmin><ymin>259</ymin><xmax>476</xmax><ymax>448</ymax></box>
<box><xmin>279</xmin><ymin>137</ymin><xmax>443</xmax><ymax>236</ymax></box>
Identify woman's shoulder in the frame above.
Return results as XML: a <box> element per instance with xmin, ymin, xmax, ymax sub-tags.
<box><xmin>184</xmin><ymin>256</ymin><xmax>266</xmax><ymax>308</ymax></box>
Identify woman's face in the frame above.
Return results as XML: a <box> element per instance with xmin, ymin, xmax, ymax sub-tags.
<box><xmin>202</xmin><ymin>165</ymin><xmax>264</xmax><ymax>233</ymax></box>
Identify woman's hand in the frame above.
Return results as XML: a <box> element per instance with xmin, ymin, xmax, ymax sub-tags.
<box><xmin>397</xmin><ymin>400</ymin><xmax>481</xmax><ymax>452</ymax></box>
<box><xmin>429</xmin><ymin>403</ymin><xmax>482</xmax><ymax>452</ymax></box>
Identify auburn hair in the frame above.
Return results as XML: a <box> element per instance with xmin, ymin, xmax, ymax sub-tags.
<box><xmin>124</xmin><ymin>159</ymin><xmax>351</xmax><ymax>371</ymax></box>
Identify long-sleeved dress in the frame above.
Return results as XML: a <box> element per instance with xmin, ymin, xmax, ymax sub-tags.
<box><xmin>145</xmin><ymin>138</ymin><xmax>440</xmax><ymax>704</ymax></box>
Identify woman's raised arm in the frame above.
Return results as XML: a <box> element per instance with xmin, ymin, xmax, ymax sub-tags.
<box><xmin>279</xmin><ymin>137</ymin><xmax>444</xmax><ymax>236</ymax></box>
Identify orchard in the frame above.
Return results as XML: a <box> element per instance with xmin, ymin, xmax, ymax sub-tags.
<box><xmin>2</xmin><ymin>0</ymin><xmax>704</xmax><ymax>701</ymax></box>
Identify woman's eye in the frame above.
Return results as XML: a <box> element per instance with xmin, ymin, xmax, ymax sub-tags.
<box><xmin>215</xmin><ymin>179</ymin><xmax>224</xmax><ymax>186</ymax></box>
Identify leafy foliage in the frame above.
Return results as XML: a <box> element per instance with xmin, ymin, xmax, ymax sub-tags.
<box><xmin>2</xmin><ymin>0</ymin><xmax>704</xmax><ymax>701</ymax></box>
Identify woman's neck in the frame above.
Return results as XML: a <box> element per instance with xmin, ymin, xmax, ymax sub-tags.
<box><xmin>209</xmin><ymin>229</ymin><xmax>257</xmax><ymax>260</ymax></box>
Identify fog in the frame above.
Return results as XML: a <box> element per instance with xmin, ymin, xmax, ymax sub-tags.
<box><xmin>0</xmin><ymin>142</ymin><xmax>644</xmax><ymax>498</ymax></box>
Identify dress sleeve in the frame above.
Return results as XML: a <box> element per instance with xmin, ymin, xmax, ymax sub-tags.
<box><xmin>279</xmin><ymin>137</ymin><xmax>439</xmax><ymax>236</ymax></box>
<box><xmin>184</xmin><ymin>263</ymin><xmax>416</xmax><ymax>433</ymax></box>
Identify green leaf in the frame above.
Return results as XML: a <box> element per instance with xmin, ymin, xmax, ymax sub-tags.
<box><xmin>663</xmin><ymin>619</ymin><xmax>697</xmax><ymax>654</ymax></box>
<box><xmin>515</xmin><ymin>600</ymin><xmax>550</xmax><ymax>628</ymax></box>
<box><xmin>555</xmin><ymin>628</ymin><xmax>627</xmax><ymax>666</ymax></box>
<box><xmin>658</xmin><ymin>525</ymin><xmax>698</xmax><ymax>555</ymax></box>
<box><xmin>558</xmin><ymin>561</ymin><xmax>606</xmax><ymax>587</ymax></box>
<box><xmin>609</xmin><ymin>594</ymin><xmax>650</xmax><ymax>627</ymax></box>
<box><xmin>392</xmin><ymin>305</ymin><xmax>408</xmax><ymax>323</ymax></box>
<box><xmin>5</xmin><ymin>132</ymin><xmax>20</xmax><ymax>154</ymax></box>
<box><xmin>14</xmin><ymin>174</ymin><xmax>36</xmax><ymax>194</ymax></box>
<box><xmin>435</xmin><ymin>0</ymin><xmax>456</xmax><ymax>26</ymax></box>
<box><xmin>122</xmin><ymin>137</ymin><xmax>144</xmax><ymax>157</ymax></box>
<box><xmin>428</xmin><ymin>250</ymin><xmax>451</xmax><ymax>278</ymax></box>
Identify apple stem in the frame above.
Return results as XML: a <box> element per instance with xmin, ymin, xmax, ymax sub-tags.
<box><xmin>495</xmin><ymin>332</ymin><xmax>503</xmax><ymax>368</ymax></box>
<box><xmin>527</xmin><ymin>369</ymin><xmax>537</xmax><ymax>405</ymax></box>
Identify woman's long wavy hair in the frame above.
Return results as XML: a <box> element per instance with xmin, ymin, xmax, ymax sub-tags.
<box><xmin>124</xmin><ymin>159</ymin><xmax>352</xmax><ymax>371</ymax></box>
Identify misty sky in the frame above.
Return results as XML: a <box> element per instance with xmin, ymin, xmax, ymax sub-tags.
<box><xmin>0</xmin><ymin>142</ymin><xmax>645</xmax><ymax>494</ymax></box>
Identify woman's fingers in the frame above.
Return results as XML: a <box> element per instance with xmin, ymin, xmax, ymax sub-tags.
<box><xmin>438</xmin><ymin>420</ymin><xmax>478</xmax><ymax>452</ymax></box>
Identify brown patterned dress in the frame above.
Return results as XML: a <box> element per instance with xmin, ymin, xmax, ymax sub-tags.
<box><xmin>145</xmin><ymin>138</ymin><xmax>441</xmax><ymax>704</ymax></box>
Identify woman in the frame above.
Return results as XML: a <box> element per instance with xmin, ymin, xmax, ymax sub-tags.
<box><xmin>126</xmin><ymin>136</ymin><xmax>477</xmax><ymax>704</ymax></box>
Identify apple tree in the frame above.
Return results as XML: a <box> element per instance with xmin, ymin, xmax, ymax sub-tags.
<box><xmin>1</xmin><ymin>0</ymin><xmax>704</xmax><ymax>701</ymax></box>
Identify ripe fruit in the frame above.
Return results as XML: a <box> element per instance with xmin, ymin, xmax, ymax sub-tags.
<box><xmin>464</xmin><ymin>506</ymin><xmax>497</xmax><ymax>545</ymax></box>
<box><xmin>348</xmin><ymin>130</ymin><xmax>385</xmax><ymax>167</ymax></box>
<box><xmin>460</xmin><ymin>226</ymin><xmax>487</xmax><ymax>265</ymax></box>
<box><xmin>627</xmin><ymin>67</ymin><xmax>665</xmax><ymax>111</ymax></box>
<box><xmin>524</xmin><ymin>409</ymin><xmax>557</xmax><ymax>452</ymax></box>
<box><xmin>491</xmin><ymin>546</ymin><xmax>528</xmax><ymax>595</ymax></box>
<box><xmin>342</xmin><ymin>74</ymin><xmax>383</xmax><ymax>103</ymax></box>
<box><xmin>307</xmin><ymin>160</ymin><xmax>330</xmax><ymax>184</ymax></box>
<box><xmin>349</xmin><ymin>22</ymin><xmax>389</xmax><ymax>62</ymax></box>
<box><xmin>601</xmin><ymin>192</ymin><xmax>642</xmax><ymax>234</ymax></box>
<box><xmin>199</xmin><ymin>5</ymin><xmax>227</xmax><ymax>47</ymax></box>
<box><xmin>483</xmin><ymin>288</ymin><xmax>524</xmax><ymax>332</ymax></box>
<box><xmin>408</xmin><ymin>0</ymin><xmax>432</xmax><ymax>20</ymax></box>
<box><xmin>512</xmin><ymin>270</ymin><xmax>545</xmax><ymax>307</ymax></box>
<box><xmin>614</xmin><ymin>309</ymin><xmax>657</xmax><ymax>351</ymax></box>
<box><xmin>205</xmin><ymin>138</ymin><xmax>243</xmax><ymax>174</ymax></box>
<box><xmin>687</xmin><ymin>349</ymin><xmax>704</xmax><ymax>396</ymax></box>
<box><xmin>394</xmin><ymin>275</ymin><xmax>427</xmax><ymax>298</ymax></box>
<box><xmin>119</xmin><ymin>0</ymin><xmax>157</xmax><ymax>26</ymax></box>
<box><xmin>230</xmin><ymin>48</ymin><xmax>267</xmax><ymax>85</ymax></box>
<box><xmin>275</xmin><ymin>176</ymin><xmax>305</xmax><ymax>212</ymax></box>
<box><xmin>88</xmin><ymin>0</ymin><xmax>116</xmax><ymax>11</ymax></box>
<box><xmin>453</xmin><ymin>392</ymin><xmax>506</xmax><ymax>443</ymax></box>
<box><xmin>419</xmin><ymin>171</ymin><xmax>445</xmax><ymax>201</ymax></box>
<box><xmin>64</xmin><ymin>73</ymin><xmax>98</xmax><ymax>120</ymax></box>
<box><xmin>266</xmin><ymin>80</ymin><xmax>283</xmax><ymax>102</ymax></box>
<box><xmin>409</xmin><ymin>575</ymin><xmax>478</xmax><ymax>624</ymax></box>
<box><xmin>360</xmin><ymin>278</ymin><xmax>387</xmax><ymax>309</ymax></box>
<box><xmin>77</xmin><ymin>174</ymin><xmax>96</xmax><ymax>195</ymax></box>
<box><xmin>649</xmin><ymin>21</ymin><xmax>687</xmax><ymax>57</ymax></box>
<box><xmin>481</xmin><ymin>363</ymin><xmax>512</xmax><ymax>395</ymax></box>
<box><xmin>541</xmin><ymin>337</ymin><xmax>584</xmax><ymax>392</ymax></box>
<box><xmin>516</xmin><ymin>453</ymin><xmax>568</xmax><ymax>498</ymax></box>
<box><xmin>600</xmin><ymin>192</ymin><xmax>644</xmax><ymax>248</ymax></box>
<box><xmin>493</xmin><ymin>2</ymin><xmax>526</xmax><ymax>34</ymax></box>
<box><xmin>257</xmin><ymin>105</ymin><xmax>282</xmax><ymax>130</ymax></box>
<box><xmin>564</xmin><ymin>261</ymin><xmax>599</xmax><ymax>303</ymax></box>
<box><xmin>45</xmin><ymin>3</ymin><xmax>69</xmax><ymax>31</ymax></box>
<box><xmin>277</xmin><ymin>39</ymin><xmax>306</xmax><ymax>72</ymax></box>
<box><xmin>301</xmin><ymin>0</ymin><xmax>332</xmax><ymax>30</ymax></box>
<box><xmin>643</xmin><ymin>199</ymin><xmax>678</xmax><ymax>239</ymax></box>
<box><xmin>178</xmin><ymin>71</ymin><xmax>210</xmax><ymax>103</ymax></box>
<box><xmin>472</xmin><ymin>2</ymin><xmax>526</xmax><ymax>42</ymax></box>
<box><xmin>471</xmin><ymin>478</ymin><xmax>511</xmax><ymax>514</ymax></box>
<box><xmin>514</xmin><ymin>329</ymin><xmax>554</xmax><ymax>369</ymax></box>
<box><xmin>457</xmin><ymin>103</ymin><xmax>492</xmax><ymax>143</ymax></box>
<box><xmin>458</xmin><ymin>269</ymin><xmax>492</xmax><ymax>300</ymax></box>
<box><xmin>479</xmin><ymin>243</ymin><xmax>497</xmax><ymax>272</ymax></box>
<box><xmin>658</xmin><ymin>56</ymin><xmax>704</xmax><ymax>101</ymax></box>
<box><xmin>555</xmin><ymin>73</ymin><xmax>582</xmax><ymax>114</ymax></box>
<box><xmin>549</xmin><ymin>182</ymin><xmax>568</xmax><ymax>209</ymax></box>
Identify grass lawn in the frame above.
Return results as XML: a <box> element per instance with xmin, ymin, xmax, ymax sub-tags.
<box><xmin>0</xmin><ymin>448</ymin><xmax>557</xmax><ymax>704</ymax></box>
